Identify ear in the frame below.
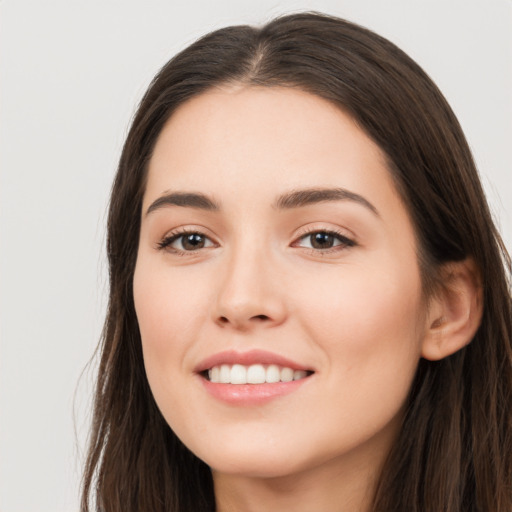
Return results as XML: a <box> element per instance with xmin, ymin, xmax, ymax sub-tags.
<box><xmin>421</xmin><ymin>258</ymin><xmax>483</xmax><ymax>361</ymax></box>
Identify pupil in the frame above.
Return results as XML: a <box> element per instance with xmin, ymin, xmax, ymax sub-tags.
<box><xmin>312</xmin><ymin>232</ymin><xmax>333</xmax><ymax>249</ymax></box>
<box><xmin>183</xmin><ymin>234</ymin><xmax>204</xmax><ymax>250</ymax></box>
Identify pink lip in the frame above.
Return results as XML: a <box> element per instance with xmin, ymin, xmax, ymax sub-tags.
<box><xmin>194</xmin><ymin>349</ymin><xmax>312</xmax><ymax>373</ymax></box>
<box><xmin>194</xmin><ymin>349</ymin><xmax>314</xmax><ymax>406</ymax></box>
<box><xmin>200</xmin><ymin>378</ymin><xmax>309</xmax><ymax>405</ymax></box>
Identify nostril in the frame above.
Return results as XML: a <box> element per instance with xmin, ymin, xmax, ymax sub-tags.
<box><xmin>252</xmin><ymin>314</ymin><xmax>270</xmax><ymax>321</ymax></box>
<box><xmin>216</xmin><ymin>311</ymin><xmax>277</xmax><ymax>327</ymax></box>
<box><xmin>217</xmin><ymin>314</ymin><xmax>270</xmax><ymax>327</ymax></box>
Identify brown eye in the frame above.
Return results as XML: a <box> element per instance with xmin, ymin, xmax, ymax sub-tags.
<box><xmin>181</xmin><ymin>233</ymin><xmax>206</xmax><ymax>250</ymax></box>
<box><xmin>295</xmin><ymin>230</ymin><xmax>355</xmax><ymax>251</ymax></box>
<box><xmin>310</xmin><ymin>232</ymin><xmax>336</xmax><ymax>249</ymax></box>
<box><xmin>158</xmin><ymin>231</ymin><xmax>215</xmax><ymax>252</ymax></box>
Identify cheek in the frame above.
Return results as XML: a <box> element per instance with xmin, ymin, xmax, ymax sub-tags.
<box><xmin>134</xmin><ymin>256</ymin><xmax>209</xmax><ymax>341</ymax></box>
<box><xmin>133</xmin><ymin>258</ymin><xmax>208</xmax><ymax>388</ymax></box>
<box><xmin>289</xmin><ymin>263</ymin><xmax>425</xmax><ymax>452</ymax></box>
<box><xmin>296</xmin><ymin>259</ymin><xmax>425</xmax><ymax>382</ymax></box>
<box><xmin>133</xmin><ymin>258</ymin><xmax>216</xmax><ymax>432</ymax></box>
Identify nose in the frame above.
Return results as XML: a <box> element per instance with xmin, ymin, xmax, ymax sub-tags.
<box><xmin>213</xmin><ymin>245</ymin><xmax>287</xmax><ymax>331</ymax></box>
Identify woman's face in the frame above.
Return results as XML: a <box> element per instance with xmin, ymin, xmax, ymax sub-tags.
<box><xmin>134</xmin><ymin>86</ymin><xmax>431</xmax><ymax>479</ymax></box>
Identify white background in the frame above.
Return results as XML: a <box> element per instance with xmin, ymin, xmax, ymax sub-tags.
<box><xmin>1</xmin><ymin>1</ymin><xmax>511</xmax><ymax>510</ymax></box>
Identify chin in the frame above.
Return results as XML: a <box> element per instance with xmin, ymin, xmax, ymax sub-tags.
<box><xmin>209</xmin><ymin>457</ymin><xmax>303</xmax><ymax>479</ymax></box>
<box><xmin>192</xmin><ymin>439</ymin><xmax>309</xmax><ymax>479</ymax></box>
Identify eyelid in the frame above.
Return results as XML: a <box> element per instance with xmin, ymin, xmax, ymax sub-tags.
<box><xmin>292</xmin><ymin>223</ymin><xmax>356</xmax><ymax>242</ymax></box>
<box><xmin>156</xmin><ymin>226</ymin><xmax>219</xmax><ymax>253</ymax></box>
<box><xmin>154</xmin><ymin>223</ymin><xmax>357</xmax><ymax>256</ymax></box>
<box><xmin>290</xmin><ymin>225</ymin><xmax>357</xmax><ymax>253</ymax></box>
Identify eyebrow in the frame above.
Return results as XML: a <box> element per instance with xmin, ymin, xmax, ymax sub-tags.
<box><xmin>145</xmin><ymin>187</ymin><xmax>379</xmax><ymax>217</ymax></box>
<box><xmin>146</xmin><ymin>192</ymin><xmax>220</xmax><ymax>216</ymax></box>
<box><xmin>273</xmin><ymin>187</ymin><xmax>380</xmax><ymax>216</ymax></box>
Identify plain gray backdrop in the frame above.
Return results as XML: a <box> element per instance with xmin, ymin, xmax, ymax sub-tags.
<box><xmin>1</xmin><ymin>1</ymin><xmax>511</xmax><ymax>510</ymax></box>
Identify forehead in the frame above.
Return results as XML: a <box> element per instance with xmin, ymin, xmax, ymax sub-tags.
<box><xmin>145</xmin><ymin>86</ymin><xmax>402</xmax><ymax>221</ymax></box>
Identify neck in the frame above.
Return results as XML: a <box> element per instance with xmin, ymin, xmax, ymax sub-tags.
<box><xmin>213</xmin><ymin>450</ymin><xmax>382</xmax><ymax>512</ymax></box>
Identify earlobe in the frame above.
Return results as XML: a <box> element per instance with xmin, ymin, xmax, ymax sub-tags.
<box><xmin>421</xmin><ymin>258</ymin><xmax>483</xmax><ymax>361</ymax></box>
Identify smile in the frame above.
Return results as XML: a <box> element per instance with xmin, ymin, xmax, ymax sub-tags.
<box><xmin>196</xmin><ymin>350</ymin><xmax>315</xmax><ymax>404</ymax></box>
<box><xmin>206</xmin><ymin>364</ymin><xmax>312</xmax><ymax>384</ymax></box>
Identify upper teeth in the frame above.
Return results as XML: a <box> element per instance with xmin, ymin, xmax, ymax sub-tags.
<box><xmin>207</xmin><ymin>364</ymin><xmax>309</xmax><ymax>384</ymax></box>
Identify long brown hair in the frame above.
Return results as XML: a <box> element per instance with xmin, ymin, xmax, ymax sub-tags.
<box><xmin>81</xmin><ymin>12</ymin><xmax>512</xmax><ymax>511</ymax></box>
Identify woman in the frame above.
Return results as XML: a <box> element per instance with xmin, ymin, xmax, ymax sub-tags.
<box><xmin>81</xmin><ymin>12</ymin><xmax>512</xmax><ymax>512</ymax></box>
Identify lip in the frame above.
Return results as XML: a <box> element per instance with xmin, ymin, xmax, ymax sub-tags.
<box><xmin>199</xmin><ymin>378</ymin><xmax>310</xmax><ymax>405</ymax></box>
<box><xmin>195</xmin><ymin>349</ymin><xmax>314</xmax><ymax>406</ymax></box>
<box><xmin>194</xmin><ymin>349</ymin><xmax>312</xmax><ymax>373</ymax></box>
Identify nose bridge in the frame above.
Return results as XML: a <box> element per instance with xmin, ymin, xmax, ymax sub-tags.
<box><xmin>214</xmin><ymin>235</ymin><xmax>285</xmax><ymax>329</ymax></box>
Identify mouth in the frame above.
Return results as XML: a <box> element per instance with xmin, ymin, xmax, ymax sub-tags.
<box><xmin>202</xmin><ymin>364</ymin><xmax>314</xmax><ymax>384</ymax></box>
<box><xmin>196</xmin><ymin>351</ymin><xmax>314</xmax><ymax>404</ymax></box>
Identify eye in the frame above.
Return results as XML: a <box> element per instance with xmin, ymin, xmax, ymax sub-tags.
<box><xmin>294</xmin><ymin>230</ymin><xmax>355</xmax><ymax>251</ymax></box>
<box><xmin>158</xmin><ymin>231</ymin><xmax>216</xmax><ymax>252</ymax></box>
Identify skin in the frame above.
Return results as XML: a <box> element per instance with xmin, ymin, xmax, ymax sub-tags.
<box><xmin>133</xmin><ymin>86</ymin><xmax>439</xmax><ymax>512</ymax></box>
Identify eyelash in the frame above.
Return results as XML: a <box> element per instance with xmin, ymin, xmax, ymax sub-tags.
<box><xmin>156</xmin><ymin>228</ymin><xmax>216</xmax><ymax>254</ymax></box>
<box><xmin>293</xmin><ymin>229</ymin><xmax>356</xmax><ymax>254</ymax></box>
<box><xmin>156</xmin><ymin>228</ymin><xmax>356</xmax><ymax>255</ymax></box>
